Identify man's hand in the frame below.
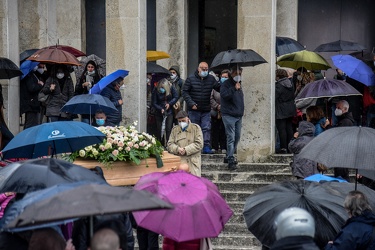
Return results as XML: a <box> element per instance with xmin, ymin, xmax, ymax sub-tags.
<box><xmin>192</xmin><ymin>104</ymin><xmax>198</xmax><ymax>110</ymax></box>
<box><xmin>235</xmin><ymin>82</ymin><xmax>241</xmax><ymax>90</ymax></box>
<box><xmin>165</xmin><ymin>103</ymin><xmax>170</xmax><ymax>110</ymax></box>
<box><xmin>118</xmin><ymin>99</ymin><xmax>123</xmax><ymax>105</ymax></box>
<box><xmin>178</xmin><ymin>147</ymin><xmax>186</xmax><ymax>155</ymax></box>
<box><xmin>50</xmin><ymin>83</ymin><xmax>55</xmax><ymax>91</ymax></box>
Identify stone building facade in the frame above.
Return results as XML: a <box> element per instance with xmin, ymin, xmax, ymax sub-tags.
<box><xmin>0</xmin><ymin>0</ymin><xmax>298</xmax><ymax>162</ymax></box>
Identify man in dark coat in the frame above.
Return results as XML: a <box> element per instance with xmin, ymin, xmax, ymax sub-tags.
<box><xmin>220</xmin><ymin>66</ymin><xmax>244</xmax><ymax>171</ymax></box>
<box><xmin>325</xmin><ymin>190</ymin><xmax>375</xmax><ymax>249</ymax></box>
<box><xmin>101</xmin><ymin>77</ymin><xmax>124</xmax><ymax>126</ymax></box>
<box><xmin>182</xmin><ymin>62</ymin><xmax>221</xmax><ymax>154</ymax></box>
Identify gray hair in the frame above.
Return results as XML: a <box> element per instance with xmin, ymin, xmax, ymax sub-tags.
<box><xmin>344</xmin><ymin>190</ymin><xmax>372</xmax><ymax>217</ymax></box>
<box><xmin>338</xmin><ymin>100</ymin><xmax>350</xmax><ymax>111</ymax></box>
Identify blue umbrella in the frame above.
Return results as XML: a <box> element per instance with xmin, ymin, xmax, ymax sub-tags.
<box><xmin>20</xmin><ymin>60</ymin><xmax>39</xmax><ymax>80</ymax></box>
<box><xmin>1</xmin><ymin>121</ymin><xmax>105</xmax><ymax>159</ymax></box>
<box><xmin>304</xmin><ymin>174</ymin><xmax>347</xmax><ymax>183</ymax></box>
<box><xmin>89</xmin><ymin>69</ymin><xmax>129</xmax><ymax>94</ymax></box>
<box><xmin>331</xmin><ymin>54</ymin><xmax>375</xmax><ymax>86</ymax></box>
<box><xmin>60</xmin><ymin>94</ymin><xmax>117</xmax><ymax>115</ymax></box>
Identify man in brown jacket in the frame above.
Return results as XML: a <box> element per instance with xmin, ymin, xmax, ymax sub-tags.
<box><xmin>167</xmin><ymin>111</ymin><xmax>204</xmax><ymax>176</ymax></box>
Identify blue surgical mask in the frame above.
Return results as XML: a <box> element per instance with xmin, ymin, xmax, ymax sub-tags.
<box><xmin>220</xmin><ymin>77</ymin><xmax>228</xmax><ymax>83</ymax></box>
<box><xmin>96</xmin><ymin>119</ymin><xmax>105</xmax><ymax>126</ymax></box>
<box><xmin>200</xmin><ymin>71</ymin><xmax>208</xmax><ymax>77</ymax></box>
<box><xmin>159</xmin><ymin>88</ymin><xmax>166</xmax><ymax>94</ymax></box>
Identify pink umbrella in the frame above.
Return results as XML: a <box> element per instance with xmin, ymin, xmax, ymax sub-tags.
<box><xmin>133</xmin><ymin>170</ymin><xmax>233</xmax><ymax>242</ymax></box>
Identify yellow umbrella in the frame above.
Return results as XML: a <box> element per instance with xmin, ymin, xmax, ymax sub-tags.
<box><xmin>277</xmin><ymin>50</ymin><xmax>331</xmax><ymax>71</ymax></box>
<box><xmin>146</xmin><ymin>51</ymin><xmax>170</xmax><ymax>62</ymax></box>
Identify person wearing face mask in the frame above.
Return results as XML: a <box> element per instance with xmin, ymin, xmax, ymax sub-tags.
<box><xmin>167</xmin><ymin>111</ymin><xmax>203</xmax><ymax>176</ymax></box>
<box><xmin>210</xmin><ymin>69</ymin><xmax>229</xmax><ymax>154</ymax></box>
<box><xmin>168</xmin><ymin>65</ymin><xmax>185</xmax><ymax>124</ymax></box>
<box><xmin>92</xmin><ymin>109</ymin><xmax>107</xmax><ymax>127</ymax></box>
<box><xmin>41</xmin><ymin>65</ymin><xmax>75</xmax><ymax>122</ymax></box>
<box><xmin>151</xmin><ymin>78</ymin><xmax>178</xmax><ymax>146</ymax></box>
<box><xmin>182</xmin><ymin>62</ymin><xmax>221</xmax><ymax>154</ymax></box>
<box><xmin>220</xmin><ymin>66</ymin><xmax>245</xmax><ymax>171</ymax></box>
<box><xmin>75</xmin><ymin>61</ymin><xmax>103</xmax><ymax>124</ymax></box>
<box><xmin>20</xmin><ymin>63</ymin><xmax>47</xmax><ymax>129</ymax></box>
<box><xmin>100</xmin><ymin>77</ymin><xmax>124</xmax><ymax>126</ymax></box>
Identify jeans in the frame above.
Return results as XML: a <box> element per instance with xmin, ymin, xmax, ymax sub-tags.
<box><xmin>222</xmin><ymin>115</ymin><xmax>242</xmax><ymax>158</ymax></box>
<box><xmin>188</xmin><ymin>110</ymin><xmax>211</xmax><ymax>147</ymax></box>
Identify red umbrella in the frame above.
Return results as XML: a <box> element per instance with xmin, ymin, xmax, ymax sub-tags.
<box><xmin>27</xmin><ymin>47</ymin><xmax>81</xmax><ymax>66</ymax></box>
<box><xmin>132</xmin><ymin>170</ymin><xmax>233</xmax><ymax>242</ymax></box>
<box><xmin>44</xmin><ymin>45</ymin><xmax>86</xmax><ymax>57</ymax></box>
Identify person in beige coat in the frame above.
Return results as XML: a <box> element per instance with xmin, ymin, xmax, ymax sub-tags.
<box><xmin>167</xmin><ymin>111</ymin><xmax>204</xmax><ymax>176</ymax></box>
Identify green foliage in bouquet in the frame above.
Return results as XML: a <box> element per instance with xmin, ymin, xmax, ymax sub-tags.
<box><xmin>64</xmin><ymin>122</ymin><xmax>164</xmax><ymax>168</ymax></box>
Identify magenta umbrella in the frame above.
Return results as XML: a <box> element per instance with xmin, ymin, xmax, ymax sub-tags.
<box><xmin>132</xmin><ymin>170</ymin><xmax>233</xmax><ymax>242</ymax></box>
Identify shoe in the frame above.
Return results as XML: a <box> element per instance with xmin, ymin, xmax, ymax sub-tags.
<box><xmin>224</xmin><ymin>156</ymin><xmax>237</xmax><ymax>164</ymax></box>
<box><xmin>277</xmin><ymin>148</ymin><xmax>288</xmax><ymax>154</ymax></box>
<box><xmin>202</xmin><ymin>146</ymin><xmax>214</xmax><ymax>154</ymax></box>
<box><xmin>221</xmin><ymin>149</ymin><xmax>227</xmax><ymax>154</ymax></box>
<box><xmin>228</xmin><ymin>162</ymin><xmax>238</xmax><ymax>171</ymax></box>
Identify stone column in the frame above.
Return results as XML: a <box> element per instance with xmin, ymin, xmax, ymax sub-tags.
<box><xmin>276</xmin><ymin>0</ymin><xmax>298</xmax><ymax>38</ymax></box>
<box><xmin>237</xmin><ymin>0</ymin><xmax>277</xmax><ymax>162</ymax></box>
<box><xmin>0</xmin><ymin>0</ymin><xmax>20</xmax><ymax>134</ymax></box>
<box><xmin>155</xmin><ymin>0</ymin><xmax>188</xmax><ymax>79</ymax></box>
<box><xmin>106</xmin><ymin>0</ymin><xmax>147</xmax><ymax>131</ymax></box>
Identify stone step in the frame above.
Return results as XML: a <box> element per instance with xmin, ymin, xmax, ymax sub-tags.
<box><xmin>221</xmin><ymin>190</ymin><xmax>254</xmax><ymax>202</ymax></box>
<box><xmin>212</xmin><ymin>233</ymin><xmax>261</xmax><ymax>248</ymax></box>
<box><xmin>202</xmin><ymin>162</ymin><xmax>291</xmax><ymax>173</ymax></box>
<box><xmin>202</xmin><ymin>153</ymin><xmax>293</xmax><ymax>164</ymax></box>
<box><xmin>202</xmin><ymin>172</ymin><xmax>294</xmax><ymax>183</ymax></box>
<box><xmin>216</xmin><ymin>181</ymin><xmax>277</xmax><ymax>192</ymax></box>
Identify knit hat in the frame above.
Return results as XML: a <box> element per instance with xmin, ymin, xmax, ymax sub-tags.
<box><xmin>169</xmin><ymin>65</ymin><xmax>180</xmax><ymax>77</ymax></box>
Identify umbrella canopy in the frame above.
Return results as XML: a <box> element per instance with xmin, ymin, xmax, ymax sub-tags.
<box><xmin>276</xmin><ymin>36</ymin><xmax>305</xmax><ymax>57</ymax></box>
<box><xmin>331</xmin><ymin>54</ymin><xmax>375</xmax><ymax>86</ymax></box>
<box><xmin>76</xmin><ymin>54</ymin><xmax>106</xmax><ymax>79</ymax></box>
<box><xmin>2</xmin><ymin>182</ymin><xmax>172</xmax><ymax>231</ymax></box>
<box><xmin>304</xmin><ymin>173</ymin><xmax>347</xmax><ymax>183</ymax></box>
<box><xmin>133</xmin><ymin>170</ymin><xmax>233</xmax><ymax>242</ymax></box>
<box><xmin>147</xmin><ymin>62</ymin><xmax>171</xmax><ymax>75</ymax></box>
<box><xmin>27</xmin><ymin>47</ymin><xmax>81</xmax><ymax>66</ymax></box>
<box><xmin>60</xmin><ymin>94</ymin><xmax>117</xmax><ymax>115</ymax></box>
<box><xmin>19</xmin><ymin>49</ymin><xmax>39</xmax><ymax>63</ymax></box>
<box><xmin>2</xmin><ymin>121</ymin><xmax>105</xmax><ymax>159</ymax></box>
<box><xmin>147</xmin><ymin>50</ymin><xmax>170</xmax><ymax>62</ymax></box>
<box><xmin>276</xmin><ymin>50</ymin><xmax>331</xmax><ymax>71</ymax></box>
<box><xmin>0</xmin><ymin>158</ymin><xmax>106</xmax><ymax>193</ymax></box>
<box><xmin>0</xmin><ymin>57</ymin><xmax>22</xmax><ymax>79</ymax></box>
<box><xmin>243</xmin><ymin>180</ymin><xmax>348</xmax><ymax>248</ymax></box>
<box><xmin>295</xmin><ymin>78</ymin><xmax>362</xmax><ymax>101</ymax></box>
<box><xmin>350</xmin><ymin>51</ymin><xmax>374</xmax><ymax>64</ymax></box>
<box><xmin>298</xmin><ymin>126</ymin><xmax>375</xmax><ymax>170</ymax></box>
<box><xmin>44</xmin><ymin>45</ymin><xmax>86</xmax><ymax>57</ymax></box>
<box><xmin>210</xmin><ymin>49</ymin><xmax>267</xmax><ymax>70</ymax></box>
<box><xmin>20</xmin><ymin>60</ymin><xmax>39</xmax><ymax>80</ymax></box>
<box><xmin>314</xmin><ymin>40</ymin><xmax>366</xmax><ymax>52</ymax></box>
<box><xmin>89</xmin><ymin>69</ymin><xmax>129</xmax><ymax>94</ymax></box>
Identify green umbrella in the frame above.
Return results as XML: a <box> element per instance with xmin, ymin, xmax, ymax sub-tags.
<box><xmin>277</xmin><ymin>50</ymin><xmax>331</xmax><ymax>71</ymax></box>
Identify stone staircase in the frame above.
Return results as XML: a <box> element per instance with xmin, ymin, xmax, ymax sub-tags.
<box><xmin>200</xmin><ymin>154</ymin><xmax>294</xmax><ymax>250</ymax></box>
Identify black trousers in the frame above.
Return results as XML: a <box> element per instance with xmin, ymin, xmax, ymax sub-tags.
<box><xmin>276</xmin><ymin>117</ymin><xmax>294</xmax><ymax>151</ymax></box>
<box><xmin>136</xmin><ymin>227</ymin><xmax>159</xmax><ymax>250</ymax></box>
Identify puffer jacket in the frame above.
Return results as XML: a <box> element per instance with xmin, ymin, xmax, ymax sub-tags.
<box><xmin>325</xmin><ymin>210</ymin><xmax>375</xmax><ymax>250</ymax></box>
<box><xmin>182</xmin><ymin>71</ymin><xmax>220</xmax><ymax>112</ymax></box>
<box><xmin>100</xmin><ymin>84</ymin><xmax>123</xmax><ymax>126</ymax></box>
<box><xmin>276</xmin><ymin>77</ymin><xmax>296</xmax><ymax>119</ymax></box>
<box><xmin>288</xmin><ymin>121</ymin><xmax>318</xmax><ymax>178</ymax></box>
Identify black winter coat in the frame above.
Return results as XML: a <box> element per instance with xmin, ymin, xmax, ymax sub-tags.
<box><xmin>288</xmin><ymin>121</ymin><xmax>318</xmax><ymax>178</ymax></box>
<box><xmin>220</xmin><ymin>78</ymin><xmax>244</xmax><ymax>117</ymax></box>
<box><xmin>101</xmin><ymin>84</ymin><xmax>122</xmax><ymax>126</ymax></box>
<box><xmin>182</xmin><ymin>71</ymin><xmax>220</xmax><ymax>112</ymax></box>
<box><xmin>20</xmin><ymin>73</ymin><xmax>43</xmax><ymax>114</ymax></box>
<box><xmin>151</xmin><ymin>86</ymin><xmax>178</xmax><ymax>117</ymax></box>
<box><xmin>270</xmin><ymin>236</ymin><xmax>319</xmax><ymax>250</ymax></box>
<box><xmin>72</xmin><ymin>213</ymin><xmax>134</xmax><ymax>250</ymax></box>
<box><xmin>276</xmin><ymin>77</ymin><xmax>296</xmax><ymax>119</ymax></box>
<box><xmin>337</xmin><ymin>112</ymin><xmax>355</xmax><ymax>127</ymax></box>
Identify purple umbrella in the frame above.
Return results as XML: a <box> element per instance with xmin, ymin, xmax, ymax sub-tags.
<box><xmin>132</xmin><ymin>170</ymin><xmax>233</xmax><ymax>242</ymax></box>
<box><xmin>295</xmin><ymin>78</ymin><xmax>362</xmax><ymax>101</ymax></box>
<box><xmin>331</xmin><ymin>54</ymin><xmax>375</xmax><ymax>86</ymax></box>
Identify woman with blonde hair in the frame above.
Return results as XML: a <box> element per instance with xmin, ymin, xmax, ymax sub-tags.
<box><xmin>152</xmin><ymin>78</ymin><xmax>178</xmax><ymax>145</ymax></box>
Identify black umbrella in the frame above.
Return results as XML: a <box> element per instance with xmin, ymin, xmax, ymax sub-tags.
<box><xmin>350</xmin><ymin>51</ymin><xmax>374</xmax><ymax>65</ymax></box>
<box><xmin>0</xmin><ymin>158</ymin><xmax>107</xmax><ymax>193</ymax></box>
<box><xmin>243</xmin><ymin>180</ymin><xmax>348</xmax><ymax>248</ymax></box>
<box><xmin>276</xmin><ymin>36</ymin><xmax>305</xmax><ymax>57</ymax></box>
<box><xmin>0</xmin><ymin>57</ymin><xmax>22</xmax><ymax>79</ymax></box>
<box><xmin>210</xmin><ymin>49</ymin><xmax>267</xmax><ymax>70</ymax></box>
<box><xmin>147</xmin><ymin>62</ymin><xmax>171</xmax><ymax>75</ymax></box>
<box><xmin>2</xmin><ymin>182</ymin><xmax>172</xmax><ymax>232</ymax></box>
<box><xmin>19</xmin><ymin>49</ymin><xmax>39</xmax><ymax>63</ymax></box>
<box><xmin>314</xmin><ymin>40</ymin><xmax>366</xmax><ymax>52</ymax></box>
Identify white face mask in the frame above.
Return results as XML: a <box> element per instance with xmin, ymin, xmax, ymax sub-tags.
<box><xmin>233</xmin><ymin>75</ymin><xmax>241</xmax><ymax>82</ymax></box>
<box><xmin>56</xmin><ymin>73</ymin><xmax>64</xmax><ymax>79</ymax></box>
<box><xmin>335</xmin><ymin>108</ymin><xmax>343</xmax><ymax>117</ymax></box>
<box><xmin>179</xmin><ymin>121</ymin><xmax>188</xmax><ymax>130</ymax></box>
<box><xmin>37</xmin><ymin>68</ymin><xmax>44</xmax><ymax>74</ymax></box>
<box><xmin>170</xmin><ymin>73</ymin><xmax>177</xmax><ymax>80</ymax></box>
